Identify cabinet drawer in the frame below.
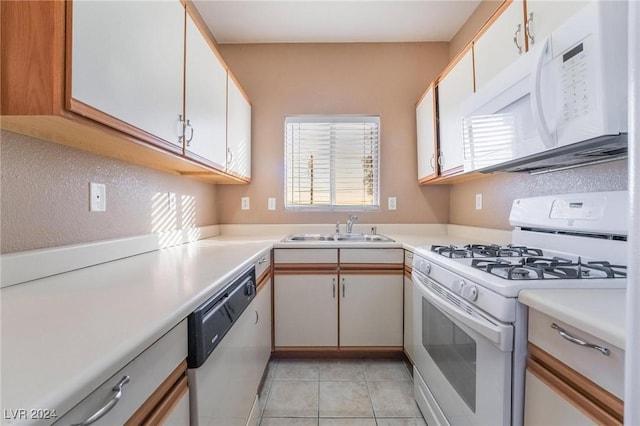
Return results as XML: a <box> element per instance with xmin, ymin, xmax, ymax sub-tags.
<box><xmin>54</xmin><ymin>320</ymin><xmax>187</xmax><ymax>425</ymax></box>
<box><xmin>528</xmin><ymin>309</ymin><xmax>624</xmax><ymax>398</ymax></box>
<box><xmin>255</xmin><ymin>249</ymin><xmax>271</xmax><ymax>283</ymax></box>
<box><xmin>340</xmin><ymin>248</ymin><xmax>404</xmax><ymax>264</ymax></box>
<box><xmin>274</xmin><ymin>249</ymin><xmax>338</xmax><ymax>265</ymax></box>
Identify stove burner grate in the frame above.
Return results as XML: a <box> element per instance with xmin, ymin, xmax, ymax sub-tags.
<box><xmin>471</xmin><ymin>257</ymin><xmax>627</xmax><ymax>280</ymax></box>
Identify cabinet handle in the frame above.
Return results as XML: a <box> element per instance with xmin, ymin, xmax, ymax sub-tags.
<box><xmin>332</xmin><ymin>278</ymin><xmax>336</xmax><ymax>298</ymax></box>
<box><xmin>227</xmin><ymin>148</ymin><xmax>233</xmax><ymax>165</ymax></box>
<box><xmin>513</xmin><ymin>23</ymin><xmax>523</xmax><ymax>54</ymax></box>
<box><xmin>255</xmin><ymin>310</ymin><xmax>259</xmax><ymax>325</ymax></box>
<box><xmin>72</xmin><ymin>376</ymin><xmax>130</xmax><ymax>426</ymax></box>
<box><xmin>429</xmin><ymin>154</ymin><xmax>435</xmax><ymax>171</ymax></box>
<box><xmin>550</xmin><ymin>323</ymin><xmax>610</xmax><ymax>356</ymax></box>
<box><xmin>525</xmin><ymin>12</ymin><xmax>534</xmax><ymax>45</ymax></box>
<box><xmin>342</xmin><ymin>278</ymin><xmax>345</xmax><ymax>298</ymax></box>
<box><xmin>437</xmin><ymin>152</ymin><xmax>444</xmax><ymax>167</ymax></box>
<box><xmin>258</xmin><ymin>257</ymin><xmax>267</xmax><ymax>265</ymax></box>
<box><xmin>185</xmin><ymin>120</ymin><xmax>194</xmax><ymax>146</ymax></box>
<box><xmin>177</xmin><ymin>114</ymin><xmax>185</xmax><ymax>142</ymax></box>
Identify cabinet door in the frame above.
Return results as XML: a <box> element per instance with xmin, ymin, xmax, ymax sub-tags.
<box><xmin>274</xmin><ymin>274</ymin><xmax>338</xmax><ymax>347</ymax></box>
<box><xmin>524</xmin><ymin>0</ymin><xmax>590</xmax><ymax>48</ymax></box>
<box><xmin>227</xmin><ymin>75</ymin><xmax>252</xmax><ymax>179</ymax></box>
<box><xmin>339</xmin><ymin>274</ymin><xmax>403</xmax><ymax>347</ymax></box>
<box><xmin>416</xmin><ymin>84</ymin><xmax>438</xmax><ymax>182</ymax></box>
<box><xmin>473</xmin><ymin>0</ymin><xmax>525</xmax><ymax>91</ymax></box>
<box><xmin>437</xmin><ymin>49</ymin><xmax>474</xmax><ymax>175</ymax></box>
<box><xmin>254</xmin><ymin>278</ymin><xmax>272</xmax><ymax>384</ymax></box>
<box><xmin>184</xmin><ymin>12</ymin><xmax>227</xmax><ymax>168</ymax></box>
<box><xmin>71</xmin><ymin>1</ymin><xmax>185</xmax><ymax>150</ymax></box>
<box><xmin>403</xmin><ymin>273</ymin><xmax>414</xmax><ymax>362</ymax></box>
<box><xmin>524</xmin><ymin>369</ymin><xmax>598</xmax><ymax>425</ymax></box>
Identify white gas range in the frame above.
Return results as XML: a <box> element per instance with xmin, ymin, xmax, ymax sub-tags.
<box><xmin>411</xmin><ymin>191</ymin><xmax>628</xmax><ymax>426</ymax></box>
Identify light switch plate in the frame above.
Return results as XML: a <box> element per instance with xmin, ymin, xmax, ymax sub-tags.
<box><xmin>168</xmin><ymin>192</ymin><xmax>177</xmax><ymax>211</ymax></box>
<box><xmin>241</xmin><ymin>197</ymin><xmax>250</xmax><ymax>210</ymax></box>
<box><xmin>268</xmin><ymin>197</ymin><xmax>276</xmax><ymax>211</ymax></box>
<box><xmin>89</xmin><ymin>182</ymin><xmax>106</xmax><ymax>212</ymax></box>
<box><xmin>475</xmin><ymin>193</ymin><xmax>483</xmax><ymax>210</ymax></box>
<box><xmin>388</xmin><ymin>197</ymin><xmax>397</xmax><ymax>211</ymax></box>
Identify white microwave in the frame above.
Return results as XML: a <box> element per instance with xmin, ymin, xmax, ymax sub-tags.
<box><xmin>462</xmin><ymin>0</ymin><xmax>628</xmax><ymax>173</ymax></box>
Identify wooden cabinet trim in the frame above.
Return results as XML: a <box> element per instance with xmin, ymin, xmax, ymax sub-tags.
<box><xmin>274</xmin><ymin>265</ymin><xmax>338</xmax><ymax>273</ymax></box>
<box><xmin>1</xmin><ymin>1</ymin><xmax>66</xmax><ymax>115</ymax></box>
<box><xmin>124</xmin><ymin>360</ymin><xmax>187</xmax><ymax>426</ymax></box>
<box><xmin>339</xmin><ymin>266</ymin><xmax>403</xmax><ymax>274</ymax></box>
<box><xmin>415</xmin><ymin>81</ymin><xmax>436</xmax><ymax>107</ymax></box>
<box><xmin>528</xmin><ymin>343</ymin><xmax>623</xmax><ymax>423</ymax></box>
<box><xmin>66</xmin><ymin>98</ymin><xmax>184</xmax><ymax>156</ymax></box>
<box><xmin>228</xmin><ymin>71</ymin><xmax>251</xmax><ymax>104</ymax></box>
<box><xmin>473</xmin><ymin>0</ymin><xmax>514</xmax><ymax>43</ymax></box>
<box><xmin>140</xmin><ymin>376</ymin><xmax>188</xmax><ymax>426</ymax></box>
<box><xmin>257</xmin><ymin>270</ymin><xmax>271</xmax><ymax>290</ymax></box>
<box><xmin>184</xmin><ymin>2</ymin><xmax>230</xmax><ymax>72</ymax></box>
<box><xmin>436</xmin><ymin>44</ymin><xmax>474</xmax><ymax>85</ymax></box>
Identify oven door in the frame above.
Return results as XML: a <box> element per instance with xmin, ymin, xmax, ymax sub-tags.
<box><xmin>412</xmin><ymin>271</ymin><xmax>513</xmax><ymax>426</ymax></box>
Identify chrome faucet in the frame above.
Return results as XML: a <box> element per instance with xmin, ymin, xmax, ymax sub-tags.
<box><xmin>346</xmin><ymin>213</ymin><xmax>358</xmax><ymax>233</ymax></box>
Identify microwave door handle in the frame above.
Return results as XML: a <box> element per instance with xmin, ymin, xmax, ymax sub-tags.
<box><xmin>530</xmin><ymin>37</ymin><xmax>556</xmax><ymax>149</ymax></box>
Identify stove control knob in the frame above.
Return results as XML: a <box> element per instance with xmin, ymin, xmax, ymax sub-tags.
<box><xmin>452</xmin><ymin>280</ymin><xmax>465</xmax><ymax>294</ymax></box>
<box><xmin>423</xmin><ymin>262</ymin><xmax>432</xmax><ymax>275</ymax></box>
<box><xmin>462</xmin><ymin>284</ymin><xmax>478</xmax><ymax>302</ymax></box>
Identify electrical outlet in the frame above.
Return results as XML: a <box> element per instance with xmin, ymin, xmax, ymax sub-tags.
<box><xmin>475</xmin><ymin>193</ymin><xmax>483</xmax><ymax>210</ymax></box>
<box><xmin>89</xmin><ymin>182</ymin><xmax>106</xmax><ymax>212</ymax></box>
<box><xmin>388</xmin><ymin>197</ymin><xmax>397</xmax><ymax>211</ymax></box>
<box><xmin>168</xmin><ymin>192</ymin><xmax>177</xmax><ymax>211</ymax></box>
<box><xmin>268</xmin><ymin>197</ymin><xmax>276</xmax><ymax>211</ymax></box>
<box><xmin>241</xmin><ymin>197</ymin><xmax>250</xmax><ymax>210</ymax></box>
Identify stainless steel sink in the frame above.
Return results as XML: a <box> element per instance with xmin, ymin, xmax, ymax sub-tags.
<box><xmin>282</xmin><ymin>233</ymin><xmax>394</xmax><ymax>242</ymax></box>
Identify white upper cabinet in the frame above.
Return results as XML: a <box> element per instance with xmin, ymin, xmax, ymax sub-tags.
<box><xmin>227</xmin><ymin>76</ymin><xmax>252</xmax><ymax>179</ymax></box>
<box><xmin>71</xmin><ymin>1</ymin><xmax>185</xmax><ymax>150</ymax></box>
<box><xmin>473</xmin><ymin>0</ymin><xmax>525</xmax><ymax>91</ymax></box>
<box><xmin>184</xmin><ymin>12</ymin><xmax>228</xmax><ymax>169</ymax></box>
<box><xmin>437</xmin><ymin>49</ymin><xmax>474</xmax><ymax>175</ymax></box>
<box><xmin>416</xmin><ymin>84</ymin><xmax>438</xmax><ymax>182</ymax></box>
<box><xmin>524</xmin><ymin>0</ymin><xmax>590</xmax><ymax>48</ymax></box>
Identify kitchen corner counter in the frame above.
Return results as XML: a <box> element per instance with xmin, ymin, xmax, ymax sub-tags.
<box><xmin>1</xmin><ymin>237</ymin><xmax>275</xmax><ymax>425</ymax></box>
<box><xmin>518</xmin><ymin>289</ymin><xmax>626</xmax><ymax>349</ymax></box>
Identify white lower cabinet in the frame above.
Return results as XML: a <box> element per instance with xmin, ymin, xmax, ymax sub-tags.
<box><xmin>339</xmin><ymin>273</ymin><xmax>403</xmax><ymax>347</ymax></box>
<box><xmin>274</xmin><ymin>273</ymin><xmax>339</xmax><ymax>347</ymax></box>
<box><xmin>54</xmin><ymin>320</ymin><xmax>187</xmax><ymax>425</ymax></box>
<box><xmin>524</xmin><ymin>370</ymin><xmax>597</xmax><ymax>426</ymax></box>
<box><xmin>524</xmin><ymin>309</ymin><xmax>623</xmax><ymax>425</ymax></box>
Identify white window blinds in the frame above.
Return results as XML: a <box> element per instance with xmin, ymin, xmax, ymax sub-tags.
<box><xmin>285</xmin><ymin>116</ymin><xmax>380</xmax><ymax>211</ymax></box>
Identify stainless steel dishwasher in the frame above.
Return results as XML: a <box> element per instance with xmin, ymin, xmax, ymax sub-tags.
<box><xmin>187</xmin><ymin>266</ymin><xmax>257</xmax><ymax>426</ymax></box>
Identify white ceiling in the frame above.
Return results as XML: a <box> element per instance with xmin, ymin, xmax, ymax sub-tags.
<box><xmin>193</xmin><ymin>1</ymin><xmax>483</xmax><ymax>44</ymax></box>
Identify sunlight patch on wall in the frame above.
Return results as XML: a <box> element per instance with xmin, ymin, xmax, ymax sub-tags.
<box><xmin>151</xmin><ymin>192</ymin><xmax>202</xmax><ymax>248</ymax></box>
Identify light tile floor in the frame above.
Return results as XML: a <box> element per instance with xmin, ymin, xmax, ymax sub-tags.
<box><xmin>258</xmin><ymin>358</ymin><xmax>426</xmax><ymax>426</ymax></box>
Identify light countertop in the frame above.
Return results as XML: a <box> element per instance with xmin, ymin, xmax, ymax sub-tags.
<box><xmin>519</xmin><ymin>289</ymin><xmax>626</xmax><ymax>349</ymax></box>
<box><xmin>0</xmin><ymin>225</ymin><xmax>509</xmax><ymax>424</ymax></box>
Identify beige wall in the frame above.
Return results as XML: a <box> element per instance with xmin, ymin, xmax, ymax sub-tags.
<box><xmin>450</xmin><ymin>160</ymin><xmax>629</xmax><ymax>230</ymax></box>
<box><xmin>217</xmin><ymin>42</ymin><xmax>451</xmax><ymax>225</ymax></box>
<box><xmin>0</xmin><ymin>130</ymin><xmax>218</xmax><ymax>253</ymax></box>
<box><xmin>449</xmin><ymin>0</ymin><xmax>502</xmax><ymax>59</ymax></box>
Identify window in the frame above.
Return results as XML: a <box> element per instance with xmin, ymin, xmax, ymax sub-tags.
<box><xmin>285</xmin><ymin>116</ymin><xmax>380</xmax><ymax>211</ymax></box>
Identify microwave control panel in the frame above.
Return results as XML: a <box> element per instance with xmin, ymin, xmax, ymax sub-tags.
<box><xmin>560</xmin><ymin>40</ymin><xmax>590</xmax><ymax>123</ymax></box>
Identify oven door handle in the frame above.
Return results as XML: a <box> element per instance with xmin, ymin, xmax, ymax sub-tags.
<box><xmin>416</xmin><ymin>278</ymin><xmax>513</xmax><ymax>352</ymax></box>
